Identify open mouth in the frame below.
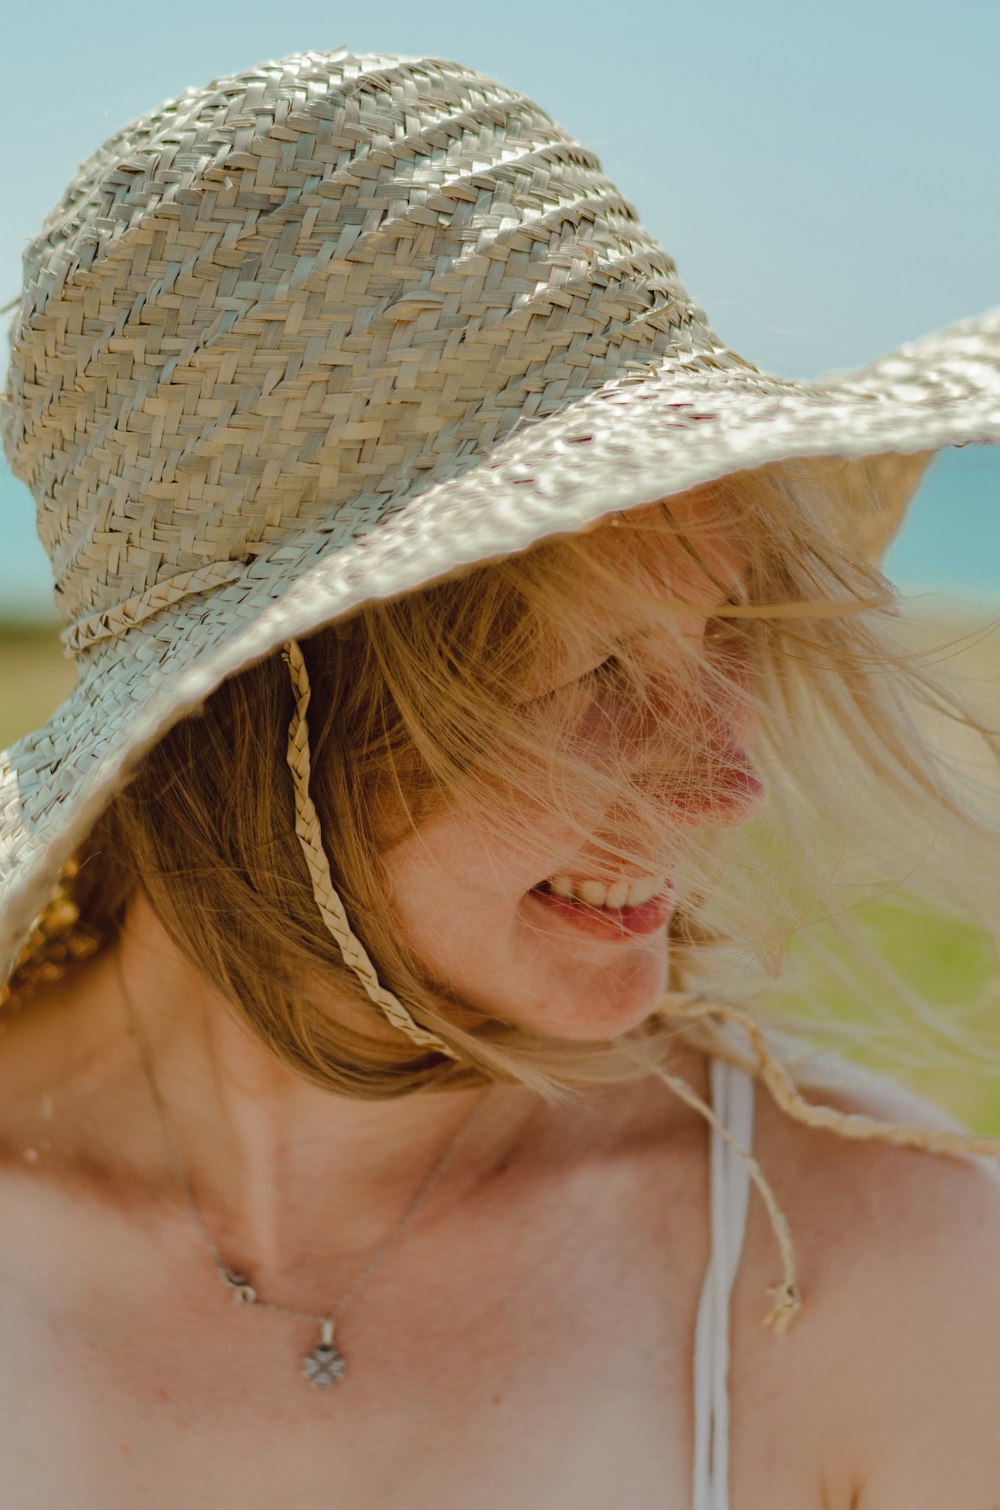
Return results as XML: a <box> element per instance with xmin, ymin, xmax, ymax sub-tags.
<box><xmin>534</xmin><ymin>871</ymin><xmax>670</xmax><ymax>909</ymax></box>
<box><xmin>528</xmin><ymin>878</ymin><xmax>676</xmax><ymax>938</ymax></box>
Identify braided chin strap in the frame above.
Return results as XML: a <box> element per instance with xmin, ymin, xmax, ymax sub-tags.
<box><xmin>281</xmin><ymin>639</ymin><xmax>459</xmax><ymax>1060</ymax></box>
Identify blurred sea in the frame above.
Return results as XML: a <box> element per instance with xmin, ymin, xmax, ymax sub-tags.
<box><xmin>1</xmin><ymin>443</ymin><xmax>998</xmax><ymax>622</ymax></box>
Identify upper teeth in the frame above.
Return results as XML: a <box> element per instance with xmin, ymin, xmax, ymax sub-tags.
<box><xmin>546</xmin><ymin>874</ymin><xmax>667</xmax><ymax>909</ymax></box>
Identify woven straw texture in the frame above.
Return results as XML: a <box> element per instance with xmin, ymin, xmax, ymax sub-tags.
<box><xmin>1</xmin><ymin>46</ymin><xmax>999</xmax><ymax>988</ymax></box>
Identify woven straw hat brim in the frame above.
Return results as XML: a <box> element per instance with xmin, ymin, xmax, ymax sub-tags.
<box><xmin>2</xmin><ymin>301</ymin><xmax>999</xmax><ymax>984</ymax></box>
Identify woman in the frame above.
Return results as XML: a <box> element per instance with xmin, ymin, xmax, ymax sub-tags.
<box><xmin>1</xmin><ymin>46</ymin><xmax>999</xmax><ymax>1508</ymax></box>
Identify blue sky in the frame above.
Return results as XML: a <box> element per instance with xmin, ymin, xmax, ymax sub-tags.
<box><xmin>2</xmin><ymin>0</ymin><xmax>997</xmax><ymax>616</ymax></box>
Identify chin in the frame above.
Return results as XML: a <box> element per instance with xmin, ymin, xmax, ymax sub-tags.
<box><xmin>508</xmin><ymin>964</ymin><xmax>670</xmax><ymax>1043</ymax></box>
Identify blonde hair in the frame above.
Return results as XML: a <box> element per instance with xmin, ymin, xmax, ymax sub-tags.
<box><xmin>5</xmin><ymin>455</ymin><xmax>1000</xmax><ymax>1332</ymax></box>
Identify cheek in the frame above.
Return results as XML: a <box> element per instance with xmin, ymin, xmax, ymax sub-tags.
<box><xmin>377</xmin><ymin>813</ymin><xmax>548</xmax><ymax>1002</ymax></box>
<box><xmin>381</xmin><ymin>806</ymin><xmax>558</xmax><ymax>927</ymax></box>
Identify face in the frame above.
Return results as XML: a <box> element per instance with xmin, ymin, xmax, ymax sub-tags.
<box><xmin>379</xmin><ymin>495</ymin><xmax>765</xmax><ymax>1043</ymax></box>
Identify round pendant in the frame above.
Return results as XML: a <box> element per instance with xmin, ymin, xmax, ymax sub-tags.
<box><xmin>302</xmin><ymin>1319</ymin><xmax>346</xmax><ymax>1388</ymax></box>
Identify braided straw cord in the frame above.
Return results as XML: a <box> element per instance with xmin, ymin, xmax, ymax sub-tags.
<box><xmin>633</xmin><ymin>993</ymin><xmax>1000</xmax><ymax>1337</ymax></box>
<box><xmin>647</xmin><ymin>1057</ymin><xmax>802</xmax><ymax>1337</ymax></box>
<box><xmin>711</xmin><ymin>996</ymin><xmax>1000</xmax><ymax>1161</ymax></box>
<box><xmin>621</xmin><ymin>1022</ymin><xmax>802</xmax><ymax>1337</ymax></box>
<box><xmin>281</xmin><ymin>638</ymin><xmax>459</xmax><ymax>1060</ymax></box>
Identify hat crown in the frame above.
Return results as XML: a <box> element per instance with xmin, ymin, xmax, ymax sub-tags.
<box><xmin>1</xmin><ymin>47</ymin><xmax>733</xmax><ymax>635</ymax></box>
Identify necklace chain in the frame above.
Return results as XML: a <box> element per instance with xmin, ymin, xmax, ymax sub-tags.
<box><xmin>115</xmin><ymin>951</ymin><xmax>494</xmax><ymax>1384</ymax></box>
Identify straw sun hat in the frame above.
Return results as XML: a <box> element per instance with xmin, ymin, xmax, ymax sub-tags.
<box><xmin>2</xmin><ymin>45</ymin><xmax>999</xmax><ymax>1012</ymax></box>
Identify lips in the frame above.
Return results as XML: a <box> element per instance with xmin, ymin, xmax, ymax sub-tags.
<box><xmin>528</xmin><ymin>882</ymin><xmax>676</xmax><ymax>939</ymax></box>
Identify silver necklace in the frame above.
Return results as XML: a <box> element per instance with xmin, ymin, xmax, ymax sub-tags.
<box><xmin>116</xmin><ymin>956</ymin><xmax>494</xmax><ymax>1388</ymax></box>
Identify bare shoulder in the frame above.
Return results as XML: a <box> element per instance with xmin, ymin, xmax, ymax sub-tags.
<box><xmin>737</xmin><ymin>1045</ymin><xmax>1000</xmax><ymax>1510</ymax></box>
<box><xmin>751</xmin><ymin>1042</ymin><xmax>1000</xmax><ymax>1228</ymax></box>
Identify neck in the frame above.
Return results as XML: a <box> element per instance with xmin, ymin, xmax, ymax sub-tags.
<box><xmin>78</xmin><ymin>896</ymin><xmax>537</xmax><ymax>1296</ymax></box>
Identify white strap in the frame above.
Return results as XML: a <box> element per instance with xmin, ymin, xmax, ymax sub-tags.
<box><xmin>691</xmin><ymin>1057</ymin><xmax>755</xmax><ymax>1510</ymax></box>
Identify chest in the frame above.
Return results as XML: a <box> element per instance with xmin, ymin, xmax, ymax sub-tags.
<box><xmin>0</xmin><ymin>1150</ymin><xmax>828</xmax><ymax>1510</ymax></box>
<box><xmin>0</xmin><ymin>1141</ymin><xmax>716</xmax><ymax>1510</ymax></box>
<box><xmin>1</xmin><ymin>1195</ymin><xmax>702</xmax><ymax>1509</ymax></box>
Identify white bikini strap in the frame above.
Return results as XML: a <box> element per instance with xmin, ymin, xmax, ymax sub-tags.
<box><xmin>691</xmin><ymin>1056</ymin><xmax>755</xmax><ymax>1510</ymax></box>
